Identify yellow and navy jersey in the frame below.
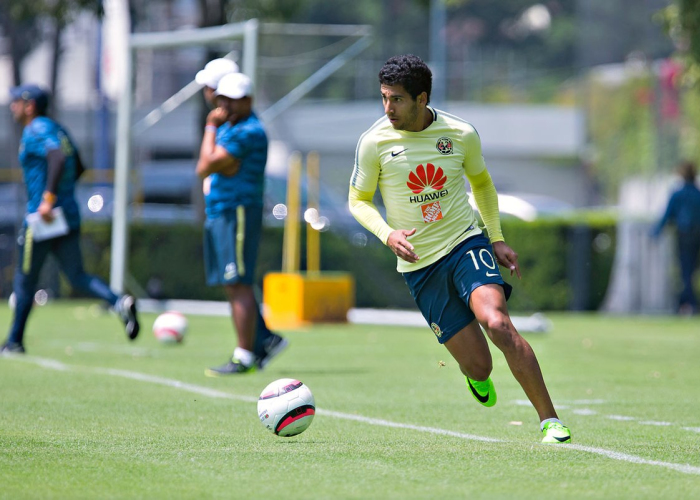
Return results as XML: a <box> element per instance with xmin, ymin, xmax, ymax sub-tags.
<box><xmin>350</xmin><ymin>107</ymin><xmax>487</xmax><ymax>272</ymax></box>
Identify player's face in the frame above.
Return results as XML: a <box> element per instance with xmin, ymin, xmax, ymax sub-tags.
<box><xmin>10</xmin><ymin>99</ymin><xmax>30</xmax><ymax>124</ymax></box>
<box><xmin>203</xmin><ymin>87</ymin><xmax>216</xmax><ymax>108</ymax></box>
<box><xmin>381</xmin><ymin>84</ymin><xmax>424</xmax><ymax>132</ymax></box>
<box><xmin>216</xmin><ymin>95</ymin><xmax>251</xmax><ymax>123</ymax></box>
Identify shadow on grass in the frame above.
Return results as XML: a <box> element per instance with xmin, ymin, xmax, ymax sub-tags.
<box><xmin>274</xmin><ymin>368</ymin><xmax>370</xmax><ymax>377</ymax></box>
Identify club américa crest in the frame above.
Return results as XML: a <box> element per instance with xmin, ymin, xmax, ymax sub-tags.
<box><xmin>430</xmin><ymin>322</ymin><xmax>443</xmax><ymax>338</ymax></box>
<box><xmin>436</xmin><ymin>137</ymin><xmax>453</xmax><ymax>155</ymax></box>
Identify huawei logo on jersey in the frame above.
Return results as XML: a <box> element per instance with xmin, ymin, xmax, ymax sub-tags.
<box><xmin>407</xmin><ymin>163</ymin><xmax>446</xmax><ymax>194</ymax></box>
<box><xmin>407</xmin><ymin>163</ymin><xmax>449</xmax><ymax>207</ymax></box>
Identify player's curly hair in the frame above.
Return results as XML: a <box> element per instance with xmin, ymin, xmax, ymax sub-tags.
<box><xmin>378</xmin><ymin>54</ymin><xmax>432</xmax><ymax>104</ymax></box>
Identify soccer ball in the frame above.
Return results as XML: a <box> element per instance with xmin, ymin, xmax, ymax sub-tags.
<box><xmin>257</xmin><ymin>378</ymin><xmax>315</xmax><ymax>437</ymax></box>
<box><xmin>152</xmin><ymin>311</ymin><xmax>187</xmax><ymax>343</ymax></box>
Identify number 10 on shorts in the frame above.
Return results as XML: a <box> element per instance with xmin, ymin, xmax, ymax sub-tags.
<box><xmin>466</xmin><ymin>249</ymin><xmax>499</xmax><ymax>277</ymax></box>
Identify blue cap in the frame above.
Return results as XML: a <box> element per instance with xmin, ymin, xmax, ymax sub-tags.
<box><xmin>10</xmin><ymin>84</ymin><xmax>49</xmax><ymax>112</ymax></box>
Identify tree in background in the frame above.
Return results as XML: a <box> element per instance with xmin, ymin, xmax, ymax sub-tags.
<box><xmin>0</xmin><ymin>4</ymin><xmax>40</xmax><ymax>87</ymax></box>
<box><xmin>0</xmin><ymin>0</ymin><xmax>101</xmax><ymax>108</ymax></box>
<box><xmin>187</xmin><ymin>0</ymin><xmax>580</xmax><ymax>102</ymax></box>
<box><xmin>658</xmin><ymin>0</ymin><xmax>700</xmax><ymax>86</ymax></box>
<box><xmin>657</xmin><ymin>0</ymin><xmax>700</xmax><ymax>163</ymax></box>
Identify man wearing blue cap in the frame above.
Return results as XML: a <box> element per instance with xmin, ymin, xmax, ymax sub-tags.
<box><xmin>1</xmin><ymin>84</ymin><xmax>140</xmax><ymax>354</ymax></box>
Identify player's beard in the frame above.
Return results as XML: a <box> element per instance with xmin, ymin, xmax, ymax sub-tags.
<box><xmin>392</xmin><ymin>102</ymin><xmax>421</xmax><ymax>131</ymax></box>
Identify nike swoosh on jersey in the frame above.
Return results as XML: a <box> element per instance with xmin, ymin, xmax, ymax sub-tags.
<box><xmin>486</xmin><ymin>272</ymin><xmax>499</xmax><ymax>277</ymax></box>
<box><xmin>391</xmin><ymin>149</ymin><xmax>408</xmax><ymax>157</ymax></box>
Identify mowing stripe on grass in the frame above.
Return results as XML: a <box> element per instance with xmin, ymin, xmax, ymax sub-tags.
<box><xmin>8</xmin><ymin>354</ymin><xmax>700</xmax><ymax>476</ymax></box>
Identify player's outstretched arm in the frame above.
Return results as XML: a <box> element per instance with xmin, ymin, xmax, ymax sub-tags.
<box><xmin>348</xmin><ymin>186</ymin><xmax>418</xmax><ymax>262</ymax></box>
<box><xmin>348</xmin><ymin>186</ymin><xmax>393</xmax><ymax>244</ymax></box>
<box><xmin>492</xmin><ymin>241</ymin><xmax>521</xmax><ymax>279</ymax></box>
<box><xmin>466</xmin><ymin>168</ymin><xmax>503</xmax><ymax>243</ymax></box>
<box><xmin>387</xmin><ymin>228</ymin><xmax>419</xmax><ymax>263</ymax></box>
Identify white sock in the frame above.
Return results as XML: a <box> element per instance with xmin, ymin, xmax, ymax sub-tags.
<box><xmin>114</xmin><ymin>295</ymin><xmax>125</xmax><ymax>314</ymax></box>
<box><xmin>540</xmin><ymin>418</ymin><xmax>563</xmax><ymax>431</ymax></box>
<box><xmin>233</xmin><ymin>347</ymin><xmax>255</xmax><ymax>367</ymax></box>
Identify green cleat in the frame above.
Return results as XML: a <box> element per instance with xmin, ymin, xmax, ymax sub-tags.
<box><xmin>541</xmin><ymin>421</ymin><xmax>572</xmax><ymax>444</ymax></box>
<box><xmin>466</xmin><ymin>376</ymin><xmax>497</xmax><ymax>407</ymax></box>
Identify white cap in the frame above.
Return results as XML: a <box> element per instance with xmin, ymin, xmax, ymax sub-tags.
<box><xmin>195</xmin><ymin>58</ymin><xmax>239</xmax><ymax>89</ymax></box>
<box><xmin>215</xmin><ymin>72</ymin><xmax>253</xmax><ymax>99</ymax></box>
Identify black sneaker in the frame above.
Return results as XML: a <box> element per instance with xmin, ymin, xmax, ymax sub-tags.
<box><xmin>256</xmin><ymin>333</ymin><xmax>289</xmax><ymax>370</ymax></box>
<box><xmin>205</xmin><ymin>358</ymin><xmax>256</xmax><ymax>377</ymax></box>
<box><xmin>1</xmin><ymin>341</ymin><xmax>25</xmax><ymax>355</ymax></box>
<box><xmin>117</xmin><ymin>295</ymin><xmax>140</xmax><ymax>340</ymax></box>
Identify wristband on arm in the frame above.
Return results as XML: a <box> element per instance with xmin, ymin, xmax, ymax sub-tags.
<box><xmin>42</xmin><ymin>191</ymin><xmax>57</xmax><ymax>205</ymax></box>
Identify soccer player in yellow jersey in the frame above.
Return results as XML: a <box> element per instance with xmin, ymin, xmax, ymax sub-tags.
<box><xmin>349</xmin><ymin>54</ymin><xmax>571</xmax><ymax>444</ymax></box>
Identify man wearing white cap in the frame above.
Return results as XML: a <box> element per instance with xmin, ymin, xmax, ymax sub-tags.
<box><xmin>196</xmin><ymin>72</ymin><xmax>287</xmax><ymax>375</ymax></box>
<box><xmin>195</xmin><ymin>58</ymin><xmax>239</xmax><ymax>106</ymax></box>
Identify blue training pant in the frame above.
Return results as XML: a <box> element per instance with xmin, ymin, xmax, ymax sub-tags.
<box><xmin>7</xmin><ymin>226</ymin><xmax>118</xmax><ymax>345</ymax></box>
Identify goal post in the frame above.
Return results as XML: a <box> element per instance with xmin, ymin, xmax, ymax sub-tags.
<box><xmin>109</xmin><ymin>20</ymin><xmax>372</xmax><ymax>294</ymax></box>
<box><xmin>110</xmin><ymin>20</ymin><xmax>259</xmax><ymax>293</ymax></box>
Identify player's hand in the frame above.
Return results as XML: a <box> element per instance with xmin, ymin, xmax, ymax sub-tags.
<box><xmin>218</xmin><ymin>162</ymin><xmax>240</xmax><ymax>177</ymax></box>
<box><xmin>38</xmin><ymin>200</ymin><xmax>55</xmax><ymax>222</ymax></box>
<box><xmin>492</xmin><ymin>240</ymin><xmax>521</xmax><ymax>279</ymax></box>
<box><xmin>387</xmin><ymin>228</ymin><xmax>419</xmax><ymax>263</ymax></box>
<box><xmin>206</xmin><ymin>107</ymin><xmax>228</xmax><ymax>127</ymax></box>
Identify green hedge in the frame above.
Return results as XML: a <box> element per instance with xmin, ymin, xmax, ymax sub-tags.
<box><xmin>67</xmin><ymin>216</ymin><xmax>616</xmax><ymax>312</ymax></box>
<box><xmin>77</xmin><ymin>222</ymin><xmax>413</xmax><ymax>307</ymax></box>
<box><xmin>499</xmin><ymin>215</ymin><xmax>616</xmax><ymax>311</ymax></box>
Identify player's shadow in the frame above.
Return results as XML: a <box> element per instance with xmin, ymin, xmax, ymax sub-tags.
<box><xmin>272</xmin><ymin>439</ymin><xmax>324</xmax><ymax>445</ymax></box>
<box><xmin>273</xmin><ymin>368</ymin><xmax>369</xmax><ymax>376</ymax></box>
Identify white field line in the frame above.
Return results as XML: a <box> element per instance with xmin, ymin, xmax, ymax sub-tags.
<box><xmin>7</xmin><ymin>355</ymin><xmax>700</xmax><ymax>476</ymax></box>
<box><xmin>516</xmin><ymin>400</ymin><xmax>700</xmax><ymax>435</ymax></box>
<box><xmin>563</xmin><ymin>445</ymin><xmax>700</xmax><ymax>476</ymax></box>
<box><xmin>317</xmin><ymin>409</ymin><xmax>501</xmax><ymax>443</ymax></box>
<box><xmin>96</xmin><ymin>367</ymin><xmax>259</xmax><ymax>403</ymax></box>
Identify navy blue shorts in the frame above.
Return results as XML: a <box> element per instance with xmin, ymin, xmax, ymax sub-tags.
<box><xmin>402</xmin><ymin>234</ymin><xmax>512</xmax><ymax>344</ymax></box>
<box><xmin>203</xmin><ymin>206</ymin><xmax>262</xmax><ymax>286</ymax></box>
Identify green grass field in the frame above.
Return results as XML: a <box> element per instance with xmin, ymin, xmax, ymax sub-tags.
<box><xmin>1</xmin><ymin>302</ymin><xmax>699</xmax><ymax>499</ymax></box>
